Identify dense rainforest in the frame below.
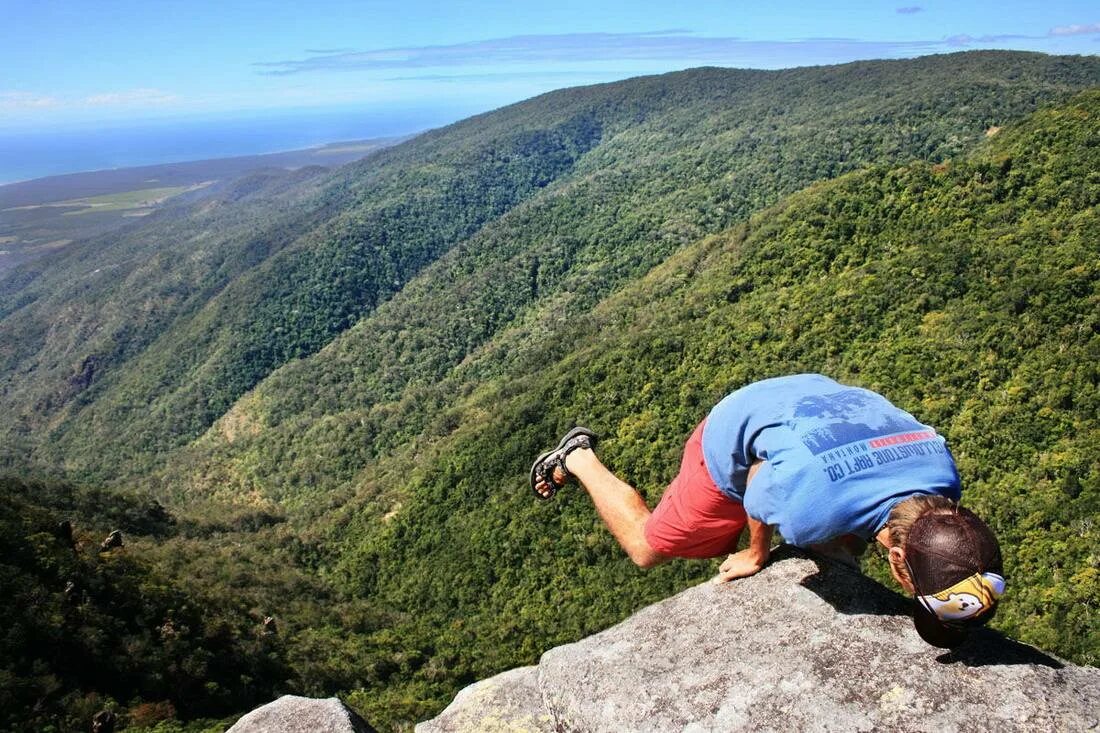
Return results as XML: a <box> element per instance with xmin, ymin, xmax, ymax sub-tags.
<box><xmin>0</xmin><ymin>52</ymin><xmax>1097</xmax><ymax>731</ymax></box>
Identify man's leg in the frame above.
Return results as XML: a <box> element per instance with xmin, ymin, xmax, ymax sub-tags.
<box><xmin>562</xmin><ymin>448</ymin><xmax>670</xmax><ymax>568</ymax></box>
<box><xmin>534</xmin><ymin>421</ymin><xmax>747</xmax><ymax>567</ymax></box>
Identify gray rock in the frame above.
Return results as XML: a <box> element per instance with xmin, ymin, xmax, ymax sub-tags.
<box><xmin>416</xmin><ymin>666</ymin><xmax>556</xmax><ymax>733</ymax></box>
<box><xmin>227</xmin><ymin>695</ymin><xmax>376</xmax><ymax>733</ymax></box>
<box><xmin>99</xmin><ymin>529</ymin><xmax>123</xmax><ymax>553</ymax></box>
<box><xmin>426</xmin><ymin>547</ymin><xmax>1100</xmax><ymax>732</ymax></box>
<box><xmin>91</xmin><ymin>709</ymin><xmax>116</xmax><ymax>733</ymax></box>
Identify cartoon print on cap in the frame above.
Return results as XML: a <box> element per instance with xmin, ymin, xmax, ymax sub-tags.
<box><xmin>918</xmin><ymin>572</ymin><xmax>1005</xmax><ymax>622</ymax></box>
<box><xmin>923</xmin><ymin>591</ymin><xmax>985</xmax><ymax>620</ymax></box>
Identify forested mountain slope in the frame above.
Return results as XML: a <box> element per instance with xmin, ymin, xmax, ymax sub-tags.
<box><xmin>0</xmin><ymin>108</ymin><xmax>601</xmax><ymax>478</ymax></box>
<box><xmin>0</xmin><ymin>476</ymin><xmax>299</xmax><ymax>732</ymax></box>
<box><xmin>0</xmin><ymin>165</ymin><xmax>337</xmax><ymax>469</ymax></box>
<box><xmin>2</xmin><ymin>52</ymin><xmax>1098</xmax><ymax>484</ymax></box>
<box><xmin>168</xmin><ymin>88</ymin><xmax>1098</xmax><ymax>727</ymax></box>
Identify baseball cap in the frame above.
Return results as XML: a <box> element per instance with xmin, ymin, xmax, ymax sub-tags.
<box><xmin>903</xmin><ymin>506</ymin><xmax>1005</xmax><ymax>648</ymax></box>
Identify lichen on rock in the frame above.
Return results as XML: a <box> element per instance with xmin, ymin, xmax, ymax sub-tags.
<box><xmin>416</xmin><ymin>666</ymin><xmax>556</xmax><ymax>733</ymax></box>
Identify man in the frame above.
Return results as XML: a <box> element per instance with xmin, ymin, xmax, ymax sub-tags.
<box><xmin>531</xmin><ymin>373</ymin><xmax>1005</xmax><ymax>647</ymax></box>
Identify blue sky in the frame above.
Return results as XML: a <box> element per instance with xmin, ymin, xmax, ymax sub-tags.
<box><xmin>1</xmin><ymin>0</ymin><xmax>1098</xmax><ymax>132</ymax></box>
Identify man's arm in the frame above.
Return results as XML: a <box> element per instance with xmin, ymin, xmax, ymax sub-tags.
<box><xmin>713</xmin><ymin>515</ymin><xmax>774</xmax><ymax>583</ymax></box>
<box><xmin>713</xmin><ymin>458</ymin><xmax>773</xmax><ymax>583</ymax></box>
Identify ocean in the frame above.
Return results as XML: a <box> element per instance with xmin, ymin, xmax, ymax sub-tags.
<box><xmin>0</xmin><ymin>104</ymin><xmax>477</xmax><ymax>185</ymax></box>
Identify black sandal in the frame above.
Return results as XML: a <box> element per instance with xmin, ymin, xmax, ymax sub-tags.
<box><xmin>529</xmin><ymin>427</ymin><xmax>598</xmax><ymax>500</ymax></box>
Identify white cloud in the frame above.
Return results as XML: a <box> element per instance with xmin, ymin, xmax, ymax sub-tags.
<box><xmin>0</xmin><ymin>88</ymin><xmax>183</xmax><ymax>122</ymax></box>
<box><xmin>1049</xmin><ymin>23</ymin><xmax>1100</xmax><ymax>36</ymax></box>
<box><xmin>83</xmin><ymin>88</ymin><xmax>179</xmax><ymax>106</ymax></box>
<box><xmin>943</xmin><ymin>32</ymin><xmax>1036</xmax><ymax>46</ymax></box>
<box><xmin>254</xmin><ymin>31</ymin><xmax>946</xmax><ymax>76</ymax></box>
<box><xmin>0</xmin><ymin>91</ymin><xmax>61</xmax><ymax>109</ymax></box>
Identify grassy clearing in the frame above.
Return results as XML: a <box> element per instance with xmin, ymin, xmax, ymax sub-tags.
<box><xmin>3</xmin><ymin>182</ymin><xmax>211</xmax><ymax>216</ymax></box>
<box><xmin>25</xmin><ymin>238</ymin><xmax>73</xmax><ymax>252</ymax></box>
<box><xmin>60</xmin><ymin>183</ymin><xmax>209</xmax><ymax>215</ymax></box>
<box><xmin>315</xmin><ymin>142</ymin><xmax>386</xmax><ymax>155</ymax></box>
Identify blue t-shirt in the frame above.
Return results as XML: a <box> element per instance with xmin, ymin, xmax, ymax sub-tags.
<box><xmin>701</xmin><ymin>374</ymin><xmax>961</xmax><ymax>546</ymax></box>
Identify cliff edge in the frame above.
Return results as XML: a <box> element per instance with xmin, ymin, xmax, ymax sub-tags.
<box><xmin>417</xmin><ymin>547</ymin><xmax>1100</xmax><ymax>732</ymax></box>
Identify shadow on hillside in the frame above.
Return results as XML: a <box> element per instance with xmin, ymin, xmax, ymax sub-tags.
<box><xmin>786</xmin><ymin>545</ymin><xmax>1065</xmax><ymax>669</ymax></box>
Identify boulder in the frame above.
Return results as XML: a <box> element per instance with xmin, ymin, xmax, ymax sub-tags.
<box><xmin>99</xmin><ymin>530</ymin><xmax>123</xmax><ymax>553</ymax></box>
<box><xmin>420</xmin><ymin>547</ymin><xmax>1100</xmax><ymax>732</ymax></box>
<box><xmin>91</xmin><ymin>710</ymin><xmax>116</xmax><ymax>733</ymax></box>
<box><xmin>416</xmin><ymin>667</ymin><xmax>555</xmax><ymax>733</ymax></box>
<box><xmin>227</xmin><ymin>695</ymin><xmax>376</xmax><ymax>733</ymax></box>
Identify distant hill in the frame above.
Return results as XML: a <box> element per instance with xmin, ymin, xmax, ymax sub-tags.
<box><xmin>0</xmin><ymin>52</ymin><xmax>1098</xmax><ymax>731</ymax></box>
<box><xmin>0</xmin><ymin>137</ymin><xmax>407</xmax><ymax>209</ymax></box>
<box><xmin>0</xmin><ymin>136</ymin><xmax>405</xmax><ymax>273</ymax></box>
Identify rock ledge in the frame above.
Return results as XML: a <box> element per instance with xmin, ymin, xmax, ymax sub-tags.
<box><xmin>418</xmin><ymin>548</ymin><xmax>1100</xmax><ymax>732</ymax></box>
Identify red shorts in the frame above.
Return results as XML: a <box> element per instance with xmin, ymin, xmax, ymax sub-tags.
<box><xmin>643</xmin><ymin>420</ymin><xmax>747</xmax><ymax>559</ymax></box>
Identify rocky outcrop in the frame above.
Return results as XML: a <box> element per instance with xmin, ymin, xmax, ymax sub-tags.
<box><xmin>91</xmin><ymin>709</ymin><xmax>116</xmax><ymax>733</ymax></box>
<box><xmin>419</xmin><ymin>547</ymin><xmax>1100</xmax><ymax>732</ymax></box>
<box><xmin>99</xmin><ymin>530</ymin><xmax>124</xmax><ymax>553</ymax></box>
<box><xmin>227</xmin><ymin>695</ymin><xmax>376</xmax><ymax>733</ymax></box>
<box><xmin>417</xmin><ymin>667</ymin><xmax>556</xmax><ymax>733</ymax></box>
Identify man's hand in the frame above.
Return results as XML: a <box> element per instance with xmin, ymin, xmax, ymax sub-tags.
<box><xmin>712</xmin><ymin>546</ymin><xmax>770</xmax><ymax>583</ymax></box>
<box><xmin>712</xmin><ymin>515</ymin><xmax>774</xmax><ymax>584</ymax></box>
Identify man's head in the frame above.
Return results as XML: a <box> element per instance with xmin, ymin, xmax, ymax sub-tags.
<box><xmin>884</xmin><ymin>495</ymin><xmax>1004</xmax><ymax>648</ymax></box>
